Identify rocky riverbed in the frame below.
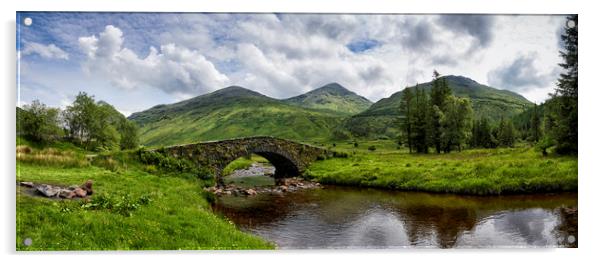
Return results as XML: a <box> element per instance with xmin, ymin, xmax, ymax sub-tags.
<box><xmin>205</xmin><ymin>177</ymin><xmax>322</xmax><ymax>197</ymax></box>
<box><xmin>229</xmin><ymin>163</ymin><xmax>275</xmax><ymax>177</ymax></box>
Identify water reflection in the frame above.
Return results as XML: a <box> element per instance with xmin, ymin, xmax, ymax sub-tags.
<box><xmin>213</xmin><ymin>186</ymin><xmax>577</xmax><ymax>248</ymax></box>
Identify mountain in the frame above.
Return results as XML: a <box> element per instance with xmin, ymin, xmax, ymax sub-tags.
<box><xmin>283</xmin><ymin>83</ymin><xmax>373</xmax><ymax>115</ymax></box>
<box><xmin>344</xmin><ymin>75</ymin><xmax>534</xmax><ymax>138</ymax></box>
<box><xmin>129</xmin><ymin>86</ymin><xmax>344</xmax><ymax>146</ymax></box>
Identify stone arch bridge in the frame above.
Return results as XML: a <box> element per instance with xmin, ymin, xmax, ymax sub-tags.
<box><xmin>155</xmin><ymin>136</ymin><xmax>331</xmax><ymax>185</ymax></box>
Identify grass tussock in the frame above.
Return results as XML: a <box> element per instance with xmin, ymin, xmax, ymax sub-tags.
<box><xmin>17</xmin><ymin>145</ymin><xmax>89</xmax><ymax>168</ymax></box>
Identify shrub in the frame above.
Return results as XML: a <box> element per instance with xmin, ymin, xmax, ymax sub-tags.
<box><xmin>368</xmin><ymin>145</ymin><xmax>376</xmax><ymax>151</ymax></box>
<box><xmin>81</xmin><ymin>193</ymin><xmax>152</xmax><ymax>217</ymax></box>
<box><xmin>143</xmin><ymin>165</ymin><xmax>158</xmax><ymax>174</ymax></box>
<box><xmin>332</xmin><ymin>151</ymin><xmax>349</xmax><ymax>158</ymax></box>
<box><xmin>138</xmin><ymin>150</ymin><xmax>214</xmax><ymax>180</ymax></box>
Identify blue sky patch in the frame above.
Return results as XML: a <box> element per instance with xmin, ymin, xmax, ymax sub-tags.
<box><xmin>346</xmin><ymin>39</ymin><xmax>380</xmax><ymax>53</ymax></box>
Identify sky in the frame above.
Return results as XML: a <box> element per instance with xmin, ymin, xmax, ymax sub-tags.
<box><xmin>17</xmin><ymin>12</ymin><xmax>569</xmax><ymax>117</ymax></box>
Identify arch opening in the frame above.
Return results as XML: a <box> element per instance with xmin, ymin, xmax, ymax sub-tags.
<box><xmin>219</xmin><ymin>150</ymin><xmax>301</xmax><ymax>187</ymax></box>
<box><xmin>221</xmin><ymin>154</ymin><xmax>276</xmax><ymax>187</ymax></box>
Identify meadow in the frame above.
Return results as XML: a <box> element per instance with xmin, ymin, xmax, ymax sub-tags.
<box><xmin>16</xmin><ymin>138</ymin><xmax>274</xmax><ymax>250</ymax></box>
<box><xmin>304</xmin><ymin>140</ymin><xmax>578</xmax><ymax>195</ymax></box>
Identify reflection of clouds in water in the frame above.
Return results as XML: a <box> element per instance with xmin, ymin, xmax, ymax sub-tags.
<box><xmin>332</xmin><ymin>206</ymin><xmax>415</xmax><ymax>248</ymax></box>
<box><xmin>456</xmin><ymin>209</ymin><xmax>560</xmax><ymax>247</ymax></box>
<box><xmin>253</xmin><ymin>205</ymin><xmax>415</xmax><ymax>248</ymax></box>
<box><xmin>216</xmin><ymin>189</ymin><xmax>576</xmax><ymax>248</ymax></box>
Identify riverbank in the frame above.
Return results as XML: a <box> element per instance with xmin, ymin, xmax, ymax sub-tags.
<box><xmin>305</xmin><ymin>144</ymin><xmax>577</xmax><ymax>195</ymax></box>
<box><xmin>16</xmin><ymin>140</ymin><xmax>274</xmax><ymax>250</ymax></box>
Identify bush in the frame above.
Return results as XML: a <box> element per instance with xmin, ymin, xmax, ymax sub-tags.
<box><xmin>332</xmin><ymin>151</ymin><xmax>349</xmax><ymax>158</ymax></box>
<box><xmin>138</xmin><ymin>150</ymin><xmax>214</xmax><ymax>180</ymax></box>
<box><xmin>368</xmin><ymin>145</ymin><xmax>376</xmax><ymax>151</ymax></box>
<box><xmin>143</xmin><ymin>165</ymin><xmax>158</xmax><ymax>174</ymax></box>
<box><xmin>80</xmin><ymin>193</ymin><xmax>153</xmax><ymax>217</ymax></box>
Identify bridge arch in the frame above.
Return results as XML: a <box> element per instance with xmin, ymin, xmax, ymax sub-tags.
<box><xmin>157</xmin><ymin>136</ymin><xmax>330</xmax><ymax>186</ymax></box>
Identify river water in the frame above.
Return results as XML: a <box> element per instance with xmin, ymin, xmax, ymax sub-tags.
<box><xmin>213</xmin><ymin>186</ymin><xmax>577</xmax><ymax>248</ymax></box>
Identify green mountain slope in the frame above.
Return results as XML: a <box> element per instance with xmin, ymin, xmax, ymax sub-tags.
<box><xmin>283</xmin><ymin>83</ymin><xmax>373</xmax><ymax>115</ymax></box>
<box><xmin>128</xmin><ymin>86</ymin><xmax>344</xmax><ymax>147</ymax></box>
<box><xmin>345</xmin><ymin>75</ymin><xmax>534</xmax><ymax>138</ymax></box>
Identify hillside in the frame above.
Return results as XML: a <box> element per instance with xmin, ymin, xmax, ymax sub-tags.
<box><xmin>128</xmin><ymin>86</ymin><xmax>344</xmax><ymax>146</ymax></box>
<box><xmin>283</xmin><ymin>83</ymin><xmax>373</xmax><ymax>115</ymax></box>
<box><xmin>345</xmin><ymin>75</ymin><xmax>534</xmax><ymax>138</ymax></box>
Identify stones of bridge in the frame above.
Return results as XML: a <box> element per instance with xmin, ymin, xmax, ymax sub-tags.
<box><xmin>161</xmin><ymin>137</ymin><xmax>330</xmax><ymax>171</ymax></box>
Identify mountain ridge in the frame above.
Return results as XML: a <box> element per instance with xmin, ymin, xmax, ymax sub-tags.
<box><xmin>283</xmin><ymin>82</ymin><xmax>373</xmax><ymax>115</ymax></box>
<box><xmin>129</xmin><ymin>75</ymin><xmax>533</xmax><ymax>145</ymax></box>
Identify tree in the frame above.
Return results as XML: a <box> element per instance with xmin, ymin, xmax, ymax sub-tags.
<box><xmin>529</xmin><ymin>104</ymin><xmax>543</xmax><ymax>142</ymax></box>
<box><xmin>429</xmin><ymin>70</ymin><xmax>452</xmax><ymax>153</ymax></box>
<box><xmin>400</xmin><ymin>87</ymin><xmax>414</xmax><ymax>153</ymax></box>
<box><xmin>413</xmin><ymin>87</ymin><xmax>431</xmax><ymax>153</ymax></box>
<box><xmin>496</xmin><ymin>118</ymin><xmax>516</xmax><ymax>147</ymax></box>
<box><xmin>63</xmin><ymin>92</ymin><xmax>137</xmax><ymax>151</ymax></box>
<box><xmin>20</xmin><ymin>100</ymin><xmax>62</xmax><ymax>142</ymax></box>
<box><xmin>549</xmin><ymin>15</ymin><xmax>578</xmax><ymax>154</ymax></box>
<box><xmin>471</xmin><ymin>117</ymin><xmax>496</xmax><ymax>148</ymax></box>
<box><xmin>63</xmin><ymin>92</ymin><xmax>97</xmax><ymax>144</ymax></box>
<box><xmin>440</xmin><ymin>96</ymin><xmax>473</xmax><ymax>152</ymax></box>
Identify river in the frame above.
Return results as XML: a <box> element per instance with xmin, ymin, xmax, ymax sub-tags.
<box><xmin>213</xmin><ymin>185</ymin><xmax>577</xmax><ymax>248</ymax></box>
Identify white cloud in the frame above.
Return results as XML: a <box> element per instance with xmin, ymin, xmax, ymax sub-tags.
<box><xmin>78</xmin><ymin>25</ymin><xmax>230</xmax><ymax>95</ymax></box>
<box><xmin>22</xmin><ymin>41</ymin><xmax>69</xmax><ymax>60</ymax></box>
<box><xmin>21</xmin><ymin>14</ymin><xmax>566</xmax><ymax>111</ymax></box>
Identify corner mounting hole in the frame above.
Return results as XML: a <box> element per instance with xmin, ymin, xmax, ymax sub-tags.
<box><xmin>23</xmin><ymin>17</ymin><xmax>32</xmax><ymax>26</ymax></box>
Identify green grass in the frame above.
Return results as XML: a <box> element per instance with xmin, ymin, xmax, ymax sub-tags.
<box><xmin>16</xmin><ymin>145</ymin><xmax>274</xmax><ymax>250</ymax></box>
<box><xmin>305</xmin><ymin>144</ymin><xmax>577</xmax><ymax>195</ymax></box>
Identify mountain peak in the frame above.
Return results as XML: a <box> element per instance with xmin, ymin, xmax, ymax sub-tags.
<box><xmin>313</xmin><ymin>82</ymin><xmax>353</xmax><ymax>96</ymax></box>
<box><xmin>441</xmin><ymin>75</ymin><xmax>480</xmax><ymax>86</ymax></box>
<box><xmin>284</xmin><ymin>83</ymin><xmax>372</xmax><ymax>115</ymax></box>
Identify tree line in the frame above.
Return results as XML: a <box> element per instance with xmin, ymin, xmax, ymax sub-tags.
<box><xmin>504</xmin><ymin>15</ymin><xmax>577</xmax><ymax>155</ymax></box>
<box><xmin>400</xmin><ymin>71</ymin><xmax>473</xmax><ymax>153</ymax></box>
<box><xmin>400</xmin><ymin>15</ymin><xmax>577</xmax><ymax>156</ymax></box>
<box><xmin>17</xmin><ymin>92</ymin><xmax>139</xmax><ymax>151</ymax></box>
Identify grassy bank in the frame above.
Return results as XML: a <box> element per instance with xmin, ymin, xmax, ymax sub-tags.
<box><xmin>305</xmin><ymin>142</ymin><xmax>577</xmax><ymax>195</ymax></box>
<box><xmin>16</xmin><ymin>141</ymin><xmax>274</xmax><ymax>250</ymax></box>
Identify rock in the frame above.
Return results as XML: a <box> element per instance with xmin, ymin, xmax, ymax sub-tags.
<box><xmin>35</xmin><ymin>184</ymin><xmax>61</xmax><ymax>197</ymax></box>
<box><xmin>245</xmin><ymin>189</ymin><xmax>257</xmax><ymax>196</ymax></box>
<box><xmin>278</xmin><ymin>185</ymin><xmax>288</xmax><ymax>192</ymax></box>
<box><xmin>315</xmin><ymin>183</ymin><xmax>321</xmax><ymax>186</ymax></box>
<box><xmin>19</xmin><ymin>182</ymin><xmax>35</xmax><ymax>188</ymax></box>
<box><xmin>224</xmin><ymin>190</ymin><xmax>232</xmax><ymax>195</ymax></box>
<box><xmin>81</xmin><ymin>180</ymin><xmax>94</xmax><ymax>195</ymax></box>
<box><xmin>59</xmin><ymin>190</ymin><xmax>76</xmax><ymax>199</ymax></box>
<box><xmin>73</xmin><ymin>187</ymin><xmax>87</xmax><ymax>197</ymax></box>
<box><xmin>214</xmin><ymin>188</ymin><xmax>223</xmax><ymax>196</ymax></box>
